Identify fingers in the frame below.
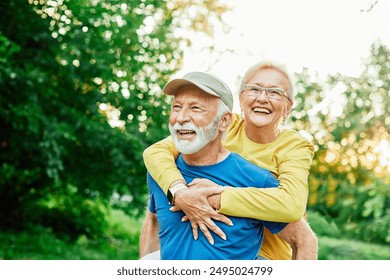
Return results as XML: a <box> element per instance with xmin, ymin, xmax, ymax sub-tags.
<box><xmin>205</xmin><ymin>220</ymin><xmax>226</xmax><ymax>242</ymax></box>
<box><xmin>181</xmin><ymin>215</ymin><xmax>189</xmax><ymax>222</ymax></box>
<box><xmin>170</xmin><ymin>187</ymin><xmax>230</xmax><ymax>245</ymax></box>
<box><xmin>212</xmin><ymin>213</ymin><xmax>233</xmax><ymax>226</ymax></box>
<box><xmin>191</xmin><ymin>222</ymin><xmax>199</xmax><ymax>241</ymax></box>
<box><xmin>169</xmin><ymin>205</ymin><xmax>181</xmax><ymax>212</ymax></box>
<box><xmin>188</xmin><ymin>216</ymin><xmax>229</xmax><ymax>245</ymax></box>
<box><xmin>199</xmin><ymin>223</ymin><xmax>214</xmax><ymax>245</ymax></box>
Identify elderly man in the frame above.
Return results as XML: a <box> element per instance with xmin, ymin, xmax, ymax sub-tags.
<box><xmin>140</xmin><ymin>72</ymin><xmax>291</xmax><ymax>260</ymax></box>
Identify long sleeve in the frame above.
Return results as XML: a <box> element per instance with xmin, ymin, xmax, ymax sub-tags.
<box><xmin>219</xmin><ymin>133</ymin><xmax>314</xmax><ymax>222</ymax></box>
<box><xmin>142</xmin><ymin>136</ymin><xmax>183</xmax><ymax>194</ymax></box>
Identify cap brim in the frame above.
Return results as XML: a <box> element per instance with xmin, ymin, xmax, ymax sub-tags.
<box><xmin>163</xmin><ymin>79</ymin><xmax>219</xmax><ymax>97</ymax></box>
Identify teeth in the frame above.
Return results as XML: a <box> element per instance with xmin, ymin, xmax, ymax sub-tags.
<box><xmin>178</xmin><ymin>130</ymin><xmax>195</xmax><ymax>134</ymax></box>
<box><xmin>253</xmin><ymin>107</ymin><xmax>271</xmax><ymax>114</ymax></box>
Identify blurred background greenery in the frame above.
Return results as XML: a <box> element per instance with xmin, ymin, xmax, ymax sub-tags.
<box><xmin>0</xmin><ymin>0</ymin><xmax>389</xmax><ymax>260</ymax></box>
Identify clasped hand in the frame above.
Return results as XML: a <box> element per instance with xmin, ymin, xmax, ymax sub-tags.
<box><xmin>170</xmin><ymin>178</ymin><xmax>233</xmax><ymax>245</ymax></box>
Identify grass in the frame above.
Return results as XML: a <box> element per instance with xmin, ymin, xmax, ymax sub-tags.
<box><xmin>0</xmin><ymin>209</ymin><xmax>389</xmax><ymax>260</ymax></box>
<box><xmin>0</xmin><ymin>209</ymin><xmax>141</xmax><ymax>260</ymax></box>
<box><xmin>318</xmin><ymin>236</ymin><xmax>390</xmax><ymax>260</ymax></box>
<box><xmin>308</xmin><ymin>210</ymin><xmax>390</xmax><ymax>260</ymax></box>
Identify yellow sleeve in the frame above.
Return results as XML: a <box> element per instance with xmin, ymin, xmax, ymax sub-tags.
<box><xmin>219</xmin><ymin>137</ymin><xmax>314</xmax><ymax>223</ymax></box>
<box><xmin>143</xmin><ymin>136</ymin><xmax>184</xmax><ymax>194</ymax></box>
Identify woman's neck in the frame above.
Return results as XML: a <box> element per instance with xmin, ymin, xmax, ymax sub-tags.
<box><xmin>244</xmin><ymin>123</ymin><xmax>279</xmax><ymax>144</ymax></box>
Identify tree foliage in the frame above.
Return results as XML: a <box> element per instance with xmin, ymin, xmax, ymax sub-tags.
<box><xmin>293</xmin><ymin>42</ymin><xmax>390</xmax><ymax>243</ymax></box>
<box><xmin>0</xmin><ymin>0</ymin><xmax>228</xmax><ymax>238</ymax></box>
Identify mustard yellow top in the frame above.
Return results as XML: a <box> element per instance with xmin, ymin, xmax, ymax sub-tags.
<box><xmin>143</xmin><ymin>114</ymin><xmax>314</xmax><ymax>259</ymax></box>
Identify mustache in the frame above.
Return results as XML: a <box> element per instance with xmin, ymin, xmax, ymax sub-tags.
<box><xmin>169</xmin><ymin>122</ymin><xmax>199</xmax><ymax>132</ymax></box>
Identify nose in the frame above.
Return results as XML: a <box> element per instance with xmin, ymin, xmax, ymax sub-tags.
<box><xmin>175</xmin><ymin>108</ymin><xmax>191</xmax><ymax>124</ymax></box>
<box><xmin>255</xmin><ymin>89</ymin><xmax>269</xmax><ymax>102</ymax></box>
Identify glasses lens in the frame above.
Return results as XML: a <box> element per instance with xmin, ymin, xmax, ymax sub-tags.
<box><xmin>244</xmin><ymin>85</ymin><xmax>265</xmax><ymax>98</ymax></box>
<box><xmin>266</xmin><ymin>88</ymin><xmax>286</xmax><ymax>99</ymax></box>
<box><xmin>245</xmin><ymin>84</ymin><xmax>262</xmax><ymax>93</ymax></box>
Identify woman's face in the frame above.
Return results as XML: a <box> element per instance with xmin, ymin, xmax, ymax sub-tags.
<box><xmin>239</xmin><ymin>67</ymin><xmax>292</xmax><ymax>141</ymax></box>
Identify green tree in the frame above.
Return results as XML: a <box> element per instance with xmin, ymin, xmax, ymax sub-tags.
<box><xmin>0</xmin><ymin>0</ymin><xmax>229</xmax><ymax>238</ymax></box>
<box><xmin>293</xmin><ymin>42</ymin><xmax>390</xmax><ymax>243</ymax></box>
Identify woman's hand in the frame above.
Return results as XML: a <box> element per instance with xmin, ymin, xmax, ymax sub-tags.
<box><xmin>188</xmin><ymin>178</ymin><xmax>222</xmax><ymax>210</ymax></box>
<box><xmin>170</xmin><ymin>179</ymin><xmax>232</xmax><ymax>245</ymax></box>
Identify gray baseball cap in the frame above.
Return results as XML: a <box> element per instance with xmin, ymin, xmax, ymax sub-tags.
<box><xmin>163</xmin><ymin>72</ymin><xmax>233</xmax><ymax>111</ymax></box>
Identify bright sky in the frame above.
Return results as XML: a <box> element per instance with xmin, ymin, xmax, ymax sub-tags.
<box><xmin>178</xmin><ymin>0</ymin><xmax>390</xmax><ymax>113</ymax></box>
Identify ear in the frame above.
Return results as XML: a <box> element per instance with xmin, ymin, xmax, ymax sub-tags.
<box><xmin>219</xmin><ymin>112</ymin><xmax>232</xmax><ymax>132</ymax></box>
<box><xmin>283</xmin><ymin>100</ymin><xmax>293</xmax><ymax>120</ymax></box>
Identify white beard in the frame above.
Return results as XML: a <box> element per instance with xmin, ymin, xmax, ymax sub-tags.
<box><xmin>169</xmin><ymin>119</ymin><xmax>220</xmax><ymax>155</ymax></box>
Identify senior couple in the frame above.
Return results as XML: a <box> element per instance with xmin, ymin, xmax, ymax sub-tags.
<box><xmin>139</xmin><ymin>61</ymin><xmax>317</xmax><ymax>260</ymax></box>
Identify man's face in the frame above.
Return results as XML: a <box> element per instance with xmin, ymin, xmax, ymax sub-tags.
<box><xmin>169</xmin><ymin>85</ymin><xmax>220</xmax><ymax>154</ymax></box>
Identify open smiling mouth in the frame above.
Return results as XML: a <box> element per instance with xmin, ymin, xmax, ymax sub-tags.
<box><xmin>178</xmin><ymin>130</ymin><xmax>196</xmax><ymax>136</ymax></box>
<box><xmin>253</xmin><ymin>107</ymin><xmax>272</xmax><ymax>114</ymax></box>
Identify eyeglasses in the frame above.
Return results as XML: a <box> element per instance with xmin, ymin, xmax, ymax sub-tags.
<box><xmin>243</xmin><ymin>84</ymin><xmax>290</xmax><ymax>101</ymax></box>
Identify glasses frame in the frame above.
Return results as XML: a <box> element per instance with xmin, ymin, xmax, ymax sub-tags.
<box><xmin>243</xmin><ymin>83</ymin><xmax>291</xmax><ymax>102</ymax></box>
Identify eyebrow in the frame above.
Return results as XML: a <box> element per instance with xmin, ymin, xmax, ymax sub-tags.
<box><xmin>249</xmin><ymin>82</ymin><xmax>284</xmax><ymax>89</ymax></box>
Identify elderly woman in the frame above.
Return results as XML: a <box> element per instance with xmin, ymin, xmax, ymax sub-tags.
<box><xmin>142</xmin><ymin>61</ymin><xmax>316</xmax><ymax>260</ymax></box>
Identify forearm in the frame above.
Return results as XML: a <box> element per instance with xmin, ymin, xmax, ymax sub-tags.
<box><xmin>219</xmin><ymin>154</ymin><xmax>311</xmax><ymax>222</ymax></box>
<box><xmin>219</xmin><ymin>185</ymin><xmax>308</xmax><ymax>222</ymax></box>
<box><xmin>143</xmin><ymin>136</ymin><xmax>185</xmax><ymax>193</ymax></box>
<box><xmin>139</xmin><ymin>211</ymin><xmax>160</xmax><ymax>258</ymax></box>
<box><xmin>277</xmin><ymin>218</ymin><xmax>318</xmax><ymax>260</ymax></box>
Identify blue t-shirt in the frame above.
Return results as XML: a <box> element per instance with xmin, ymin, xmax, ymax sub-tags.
<box><xmin>147</xmin><ymin>152</ymin><xmax>287</xmax><ymax>260</ymax></box>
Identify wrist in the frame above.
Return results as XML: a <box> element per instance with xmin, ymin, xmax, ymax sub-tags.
<box><xmin>167</xmin><ymin>183</ymin><xmax>187</xmax><ymax>204</ymax></box>
<box><xmin>208</xmin><ymin>193</ymin><xmax>221</xmax><ymax>210</ymax></box>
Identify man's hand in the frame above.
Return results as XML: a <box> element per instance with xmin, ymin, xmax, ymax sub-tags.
<box><xmin>170</xmin><ymin>180</ymin><xmax>232</xmax><ymax>245</ymax></box>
